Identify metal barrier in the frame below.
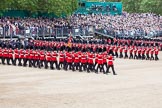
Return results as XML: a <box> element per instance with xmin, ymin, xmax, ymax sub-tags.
<box><xmin>0</xmin><ymin>25</ymin><xmax>95</xmax><ymax>39</ymax></box>
<box><xmin>95</xmin><ymin>28</ymin><xmax>162</xmax><ymax>38</ymax></box>
<box><xmin>1</xmin><ymin>24</ymin><xmax>161</xmax><ymax>39</ymax></box>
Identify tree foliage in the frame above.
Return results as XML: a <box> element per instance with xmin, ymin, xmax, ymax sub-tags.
<box><xmin>0</xmin><ymin>0</ymin><xmax>162</xmax><ymax>16</ymax></box>
<box><xmin>106</xmin><ymin>0</ymin><xmax>162</xmax><ymax>15</ymax></box>
<box><xmin>0</xmin><ymin>0</ymin><xmax>78</xmax><ymax>16</ymax></box>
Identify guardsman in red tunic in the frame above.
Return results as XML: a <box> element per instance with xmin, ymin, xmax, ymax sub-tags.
<box><xmin>106</xmin><ymin>54</ymin><xmax>117</xmax><ymax>75</ymax></box>
<box><xmin>150</xmin><ymin>47</ymin><xmax>154</xmax><ymax>60</ymax></box>
<box><xmin>137</xmin><ymin>47</ymin><xmax>142</xmax><ymax>59</ymax></box>
<box><xmin>39</xmin><ymin>50</ymin><xmax>45</xmax><ymax>68</ymax></box>
<box><xmin>141</xmin><ymin>48</ymin><xmax>146</xmax><ymax>60</ymax></box>
<box><xmin>133</xmin><ymin>47</ymin><xmax>138</xmax><ymax>59</ymax></box>
<box><xmin>18</xmin><ymin>49</ymin><xmax>24</xmax><ymax>66</ymax></box>
<box><xmin>45</xmin><ymin>51</ymin><xmax>51</xmax><ymax>69</ymax></box>
<box><xmin>129</xmin><ymin>46</ymin><xmax>133</xmax><ymax>59</ymax></box>
<box><xmin>87</xmin><ymin>52</ymin><xmax>94</xmax><ymax>73</ymax></box>
<box><xmin>102</xmin><ymin>52</ymin><xmax>108</xmax><ymax>70</ymax></box>
<box><xmin>29</xmin><ymin>50</ymin><xmax>34</xmax><ymax>67</ymax></box>
<box><xmin>124</xmin><ymin>46</ymin><xmax>128</xmax><ymax>59</ymax></box>
<box><xmin>65</xmin><ymin>52</ymin><xmax>73</xmax><ymax>71</ymax></box>
<box><xmin>79</xmin><ymin>53</ymin><xmax>87</xmax><ymax>72</ymax></box>
<box><xmin>96</xmin><ymin>53</ymin><xmax>105</xmax><ymax>74</ymax></box>
<box><xmin>2</xmin><ymin>48</ymin><xmax>8</xmax><ymax>65</ymax></box>
<box><xmin>23</xmin><ymin>49</ymin><xmax>29</xmax><ymax>67</ymax></box>
<box><xmin>50</xmin><ymin>51</ymin><xmax>58</xmax><ymax>69</ymax></box>
<box><xmin>8</xmin><ymin>48</ymin><xmax>13</xmax><ymax>65</ymax></box>
<box><xmin>72</xmin><ymin>52</ymin><xmax>80</xmax><ymax>71</ymax></box>
<box><xmin>33</xmin><ymin>50</ymin><xmax>40</xmax><ymax>68</ymax></box>
<box><xmin>58</xmin><ymin>51</ymin><xmax>65</xmax><ymax>70</ymax></box>
<box><xmin>14</xmin><ymin>48</ymin><xmax>19</xmax><ymax>65</ymax></box>
<box><xmin>94</xmin><ymin>53</ymin><xmax>98</xmax><ymax>68</ymax></box>
<box><xmin>145</xmin><ymin>47</ymin><xmax>150</xmax><ymax>60</ymax></box>
<box><xmin>114</xmin><ymin>46</ymin><xmax>119</xmax><ymax>58</ymax></box>
<box><xmin>64</xmin><ymin>51</ymin><xmax>69</xmax><ymax>70</ymax></box>
<box><xmin>155</xmin><ymin>47</ymin><xmax>159</xmax><ymax>61</ymax></box>
<box><xmin>119</xmin><ymin>46</ymin><xmax>123</xmax><ymax>58</ymax></box>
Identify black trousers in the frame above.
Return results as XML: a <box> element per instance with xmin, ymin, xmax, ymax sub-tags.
<box><xmin>96</xmin><ymin>64</ymin><xmax>105</xmax><ymax>73</ymax></box>
<box><xmin>155</xmin><ymin>54</ymin><xmax>159</xmax><ymax>61</ymax></box>
<box><xmin>119</xmin><ymin>52</ymin><xmax>123</xmax><ymax>58</ymax></box>
<box><xmin>142</xmin><ymin>54</ymin><xmax>145</xmax><ymax>60</ymax></box>
<box><xmin>65</xmin><ymin>62</ymin><xmax>73</xmax><ymax>70</ymax></box>
<box><xmin>23</xmin><ymin>58</ymin><xmax>28</xmax><ymax>66</ymax></box>
<box><xmin>150</xmin><ymin>54</ymin><xmax>154</xmax><ymax>60</ymax></box>
<box><xmin>79</xmin><ymin>63</ymin><xmax>87</xmax><ymax>71</ymax></box>
<box><xmin>50</xmin><ymin>61</ymin><xmax>58</xmax><ymax>69</ymax></box>
<box><xmin>124</xmin><ymin>52</ymin><xmax>128</xmax><ymax>58</ymax></box>
<box><xmin>39</xmin><ymin>60</ymin><xmax>45</xmax><ymax>68</ymax></box>
<box><xmin>8</xmin><ymin>58</ymin><xmax>14</xmax><ymax>65</ymax></box>
<box><xmin>58</xmin><ymin>61</ymin><xmax>64</xmax><ymax>69</ymax></box>
<box><xmin>87</xmin><ymin>63</ymin><xmax>94</xmax><ymax>72</ymax></box>
<box><xmin>138</xmin><ymin>54</ymin><xmax>141</xmax><ymax>59</ymax></box>
<box><xmin>134</xmin><ymin>54</ymin><xmax>138</xmax><ymax>59</ymax></box>
<box><xmin>146</xmin><ymin>54</ymin><xmax>150</xmax><ymax>60</ymax></box>
<box><xmin>129</xmin><ymin>53</ymin><xmax>133</xmax><ymax>59</ymax></box>
<box><xmin>106</xmin><ymin>65</ymin><xmax>116</xmax><ymax>75</ymax></box>
<box><xmin>33</xmin><ymin>59</ymin><xmax>40</xmax><ymax>68</ymax></box>
<box><xmin>115</xmin><ymin>52</ymin><xmax>118</xmax><ymax>58</ymax></box>
<box><xmin>45</xmin><ymin>60</ymin><xmax>50</xmax><ymax>69</ymax></box>
<box><xmin>64</xmin><ymin>61</ymin><xmax>67</xmax><ymax>70</ymax></box>
<box><xmin>29</xmin><ymin>59</ymin><xmax>34</xmax><ymax>67</ymax></box>
<box><xmin>73</xmin><ymin>62</ymin><xmax>80</xmax><ymax>71</ymax></box>
<box><xmin>18</xmin><ymin>58</ymin><xmax>22</xmax><ymax>66</ymax></box>
<box><xmin>2</xmin><ymin>57</ymin><xmax>6</xmax><ymax>64</ymax></box>
<box><xmin>14</xmin><ymin>58</ymin><xmax>18</xmax><ymax>65</ymax></box>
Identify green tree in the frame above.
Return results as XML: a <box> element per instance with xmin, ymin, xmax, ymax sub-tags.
<box><xmin>140</xmin><ymin>0</ymin><xmax>162</xmax><ymax>14</ymax></box>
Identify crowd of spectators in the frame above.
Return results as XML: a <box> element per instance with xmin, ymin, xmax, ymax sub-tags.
<box><xmin>70</xmin><ymin>13</ymin><xmax>162</xmax><ymax>37</ymax></box>
<box><xmin>0</xmin><ymin>12</ymin><xmax>162</xmax><ymax>39</ymax></box>
<box><xmin>0</xmin><ymin>17</ymin><xmax>71</xmax><ymax>38</ymax></box>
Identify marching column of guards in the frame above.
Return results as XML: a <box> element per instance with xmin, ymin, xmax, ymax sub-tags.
<box><xmin>0</xmin><ymin>38</ymin><xmax>161</xmax><ymax>75</ymax></box>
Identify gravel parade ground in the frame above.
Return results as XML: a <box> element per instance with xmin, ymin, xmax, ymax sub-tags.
<box><xmin>0</xmin><ymin>53</ymin><xmax>162</xmax><ymax>108</ymax></box>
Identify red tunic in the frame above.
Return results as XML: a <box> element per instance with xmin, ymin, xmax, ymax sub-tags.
<box><xmin>155</xmin><ymin>49</ymin><xmax>159</xmax><ymax>55</ymax></box>
<box><xmin>46</xmin><ymin>52</ymin><xmax>51</xmax><ymax>61</ymax></box>
<box><xmin>119</xmin><ymin>47</ymin><xmax>123</xmax><ymax>53</ymax></box>
<box><xmin>81</xmin><ymin>54</ymin><xmax>87</xmax><ymax>63</ymax></box>
<box><xmin>51</xmin><ymin>52</ymin><xmax>57</xmax><ymax>61</ymax></box>
<box><xmin>129</xmin><ymin>48</ymin><xmax>133</xmax><ymax>53</ymax></box>
<box><xmin>88</xmin><ymin>54</ymin><xmax>93</xmax><ymax>64</ymax></box>
<box><xmin>150</xmin><ymin>49</ymin><xmax>154</xmax><ymax>55</ymax></box>
<box><xmin>3</xmin><ymin>49</ymin><xmax>8</xmax><ymax>58</ymax></box>
<box><xmin>19</xmin><ymin>49</ymin><xmax>24</xmax><ymax>59</ymax></box>
<box><xmin>14</xmin><ymin>49</ymin><xmax>19</xmax><ymax>59</ymax></box>
<box><xmin>97</xmin><ymin>54</ymin><xmax>103</xmax><ymax>65</ymax></box>
<box><xmin>74</xmin><ymin>53</ymin><xmax>79</xmax><ymax>63</ymax></box>
<box><xmin>67</xmin><ymin>54</ymin><xmax>73</xmax><ymax>63</ymax></box>
<box><xmin>40</xmin><ymin>51</ymin><xmax>45</xmax><ymax>61</ymax></box>
<box><xmin>107</xmin><ymin>55</ymin><xmax>114</xmax><ymax>65</ymax></box>
<box><xmin>34</xmin><ymin>51</ymin><xmax>40</xmax><ymax>60</ymax></box>
<box><xmin>8</xmin><ymin>49</ymin><xmax>13</xmax><ymax>58</ymax></box>
<box><xmin>141</xmin><ymin>49</ymin><xmax>145</xmax><ymax>55</ymax></box>
<box><xmin>59</xmin><ymin>53</ymin><xmax>65</xmax><ymax>62</ymax></box>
